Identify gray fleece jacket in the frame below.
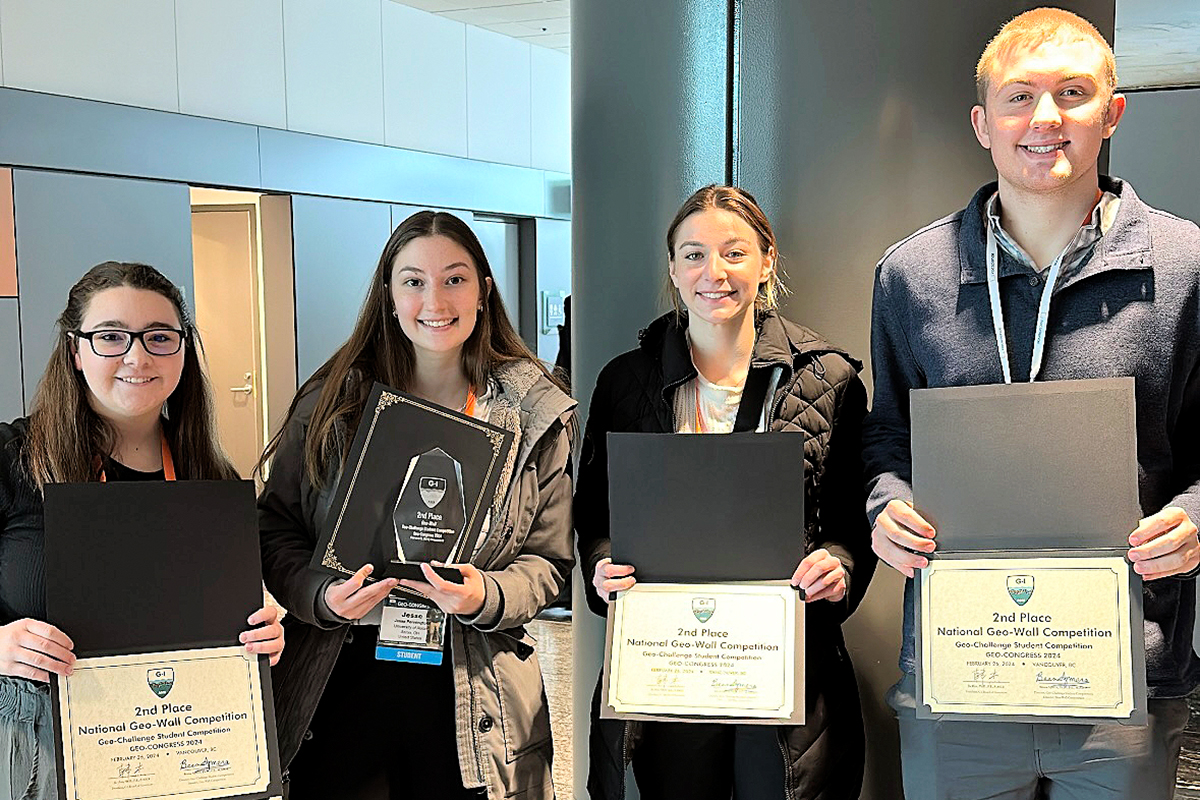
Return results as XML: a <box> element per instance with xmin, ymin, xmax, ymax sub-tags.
<box><xmin>863</xmin><ymin>177</ymin><xmax>1200</xmax><ymax>697</ymax></box>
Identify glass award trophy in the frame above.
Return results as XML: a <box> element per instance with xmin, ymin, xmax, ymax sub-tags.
<box><xmin>393</xmin><ymin>447</ymin><xmax>469</xmax><ymax>565</ymax></box>
<box><xmin>311</xmin><ymin>382</ymin><xmax>515</xmax><ymax>584</ymax></box>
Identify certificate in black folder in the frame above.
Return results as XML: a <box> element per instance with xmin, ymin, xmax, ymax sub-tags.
<box><xmin>43</xmin><ymin>480</ymin><xmax>282</xmax><ymax>800</ymax></box>
<box><xmin>601</xmin><ymin>433</ymin><xmax>806</xmax><ymax>725</ymax></box>
<box><xmin>910</xmin><ymin>378</ymin><xmax>1147</xmax><ymax>725</ymax></box>
<box><xmin>311</xmin><ymin>382</ymin><xmax>514</xmax><ymax>585</ymax></box>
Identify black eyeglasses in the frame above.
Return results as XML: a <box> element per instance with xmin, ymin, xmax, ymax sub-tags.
<box><xmin>71</xmin><ymin>328</ymin><xmax>187</xmax><ymax>357</ymax></box>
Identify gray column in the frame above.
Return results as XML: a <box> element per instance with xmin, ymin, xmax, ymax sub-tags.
<box><xmin>571</xmin><ymin>1</ymin><xmax>730</xmax><ymax>796</ymax></box>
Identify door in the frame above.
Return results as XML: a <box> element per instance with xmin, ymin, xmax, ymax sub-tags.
<box><xmin>191</xmin><ymin>207</ymin><xmax>263</xmax><ymax>478</ymax></box>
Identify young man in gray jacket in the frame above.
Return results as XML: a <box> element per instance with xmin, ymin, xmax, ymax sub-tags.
<box><xmin>863</xmin><ymin>8</ymin><xmax>1200</xmax><ymax>799</ymax></box>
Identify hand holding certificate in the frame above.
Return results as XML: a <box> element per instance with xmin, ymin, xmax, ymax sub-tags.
<box><xmin>600</xmin><ymin>433</ymin><xmax>806</xmax><ymax>724</ymax></box>
<box><xmin>44</xmin><ymin>481</ymin><xmax>283</xmax><ymax>800</ymax></box>
<box><xmin>910</xmin><ymin>379</ymin><xmax>1148</xmax><ymax>724</ymax></box>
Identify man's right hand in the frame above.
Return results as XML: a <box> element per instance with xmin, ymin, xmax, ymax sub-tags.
<box><xmin>0</xmin><ymin>618</ymin><xmax>75</xmax><ymax>682</ymax></box>
<box><xmin>325</xmin><ymin>564</ymin><xmax>399</xmax><ymax>620</ymax></box>
<box><xmin>592</xmin><ymin>558</ymin><xmax>636</xmax><ymax>604</ymax></box>
<box><xmin>871</xmin><ymin>499</ymin><xmax>937</xmax><ymax>578</ymax></box>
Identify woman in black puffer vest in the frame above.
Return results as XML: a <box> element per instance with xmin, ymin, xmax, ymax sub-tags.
<box><xmin>575</xmin><ymin>185</ymin><xmax>875</xmax><ymax>800</ymax></box>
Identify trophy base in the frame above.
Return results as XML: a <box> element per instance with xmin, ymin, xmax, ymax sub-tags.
<box><xmin>381</xmin><ymin>560</ymin><xmax>467</xmax><ymax>585</ymax></box>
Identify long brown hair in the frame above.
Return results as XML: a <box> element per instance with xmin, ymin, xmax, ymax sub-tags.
<box><xmin>23</xmin><ymin>261</ymin><xmax>238</xmax><ymax>489</ymax></box>
<box><xmin>663</xmin><ymin>184</ymin><xmax>789</xmax><ymax>315</ymax></box>
<box><xmin>261</xmin><ymin>210</ymin><xmax>559</xmax><ymax>487</ymax></box>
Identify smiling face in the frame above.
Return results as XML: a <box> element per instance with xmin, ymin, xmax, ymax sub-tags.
<box><xmin>390</xmin><ymin>234</ymin><xmax>492</xmax><ymax>360</ymax></box>
<box><xmin>971</xmin><ymin>36</ymin><xmax>1125</xmax><ymax>197</ymax></box>
<box><xmin>71</xmin><ymin>286</ymin><xmax>186</xmax><ymax>428</ymax></box>
<box><xmin>669</xmin><ymin>208</ymin><xmax>775</xmax><ymax>327</ymax></box>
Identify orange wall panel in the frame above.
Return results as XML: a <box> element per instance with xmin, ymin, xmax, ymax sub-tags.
<box><xmin>0</xmin><ymin>170</ymin><xmax>15</xmax><ymax>297</ymax></box>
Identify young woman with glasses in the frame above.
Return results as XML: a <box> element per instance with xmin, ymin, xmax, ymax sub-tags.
<box><xmin>576</xmin><ymin>185</ymin><xmax>875</xmax><ymax>800</ymax></box>
<box><xmin>258</xmin><ymin>211</ymin><xmax>575</xmax><ymax>799</ymax></box>
<box><xmin>0</xmin><ymin>261</ymin><xmax>285</xmax><ymax>799</ymax></box>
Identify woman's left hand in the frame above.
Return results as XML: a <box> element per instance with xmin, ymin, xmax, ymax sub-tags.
<box><xmin>791</xmin><ymin>548</ymin><xmax>847</xmax><ymax>603</ymax></box>
<box><xmin>399</xmin><ymin>563</ymin><xmax>487</xmax><ymax>616</ymax></box>
<box><xmin>239</xmin><ymin>605</ymin><xmax>285</xmax><ymax>666</ymax></box>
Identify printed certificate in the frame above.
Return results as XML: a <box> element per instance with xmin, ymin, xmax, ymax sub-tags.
<box><xmin>606</xmin><ymin>583</ymin><xmax>798</xmax><ymax>719</ymax></box>
<box><xmin>919</xmin><ymin>556</ymin><xmax>1135</xmax><ymax>718</ymax></box>
<box><xmin>57</xmin><ymin>646</ymin><xmax>271</xmax><ymax>800</ymax></box>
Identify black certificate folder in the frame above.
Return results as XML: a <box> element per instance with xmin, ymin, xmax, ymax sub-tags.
<box><xmin>607</xmin><ymin>433</ymin><xmax>805</xmax><ymax>582</ymax></box>
<box><xmin>43</xmin><ymin>480</ymin><xmax>283</xmax><ymax>799</ymax></box>
<box><xmin>910</xmin><ymin>377</ymin><xmax>1140</xmax><ymax>551</ymax></box>
<box><xmin>313</xmin><ymin>382</ymin><xmax>515</xmax><ymax>584</ymax></box>
<box><xmin>909</xmin><ymin>378</ymin><xmax>1147</xmax><ymax>726</ymax></box>
<box><xmin>44</xmin><ymin>481</ymin><xmax>264</xmax><ymax>656</ymax></box>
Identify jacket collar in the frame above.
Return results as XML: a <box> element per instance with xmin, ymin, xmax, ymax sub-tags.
<box><xmin>639</xmin><ymin>310</ymin><xmax>859</xmax><ymax>408</ymax></box>
<box><xmin>489</xmin><ymin>360</ymin><xmax>575</xmax><ymax>464</ymax></box>
<box><xmin>958</xmin><ymin>176</ymin><xmax>1152</xmax><ymax>290</ymax></box>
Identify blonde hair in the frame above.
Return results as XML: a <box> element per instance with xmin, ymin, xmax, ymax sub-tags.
<box><xmin>975</xmin><ymin>8</ymin><xmax>1117</xmax><ymax>105</ymax></box>
<box><xmin>664</xmin><ymin>184</ymin><xmax>789</xmax><ymax>316</ymax></box>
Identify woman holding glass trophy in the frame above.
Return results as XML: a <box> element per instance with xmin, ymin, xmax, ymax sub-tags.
<box><xmin>259</xmin><ymin>211</ymin><xmax>575</xmax><ymax>799</ymax></box>
<box><xmin>575</xmin><ymin>186</ymin><xmax>875</xmax><ymax>800</ymax></box>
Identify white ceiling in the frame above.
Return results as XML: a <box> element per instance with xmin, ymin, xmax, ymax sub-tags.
<box><xmin>394</xmin><ymin>0</ymin><xmax>569</xmax><ymax>53</ymax></box>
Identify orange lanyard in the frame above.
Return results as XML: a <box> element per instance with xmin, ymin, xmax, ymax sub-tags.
<box><xmin>100</xmin><ymin>435</ymin><xmax>176</xmax><ymax>482</ymax></box>
<box><xmin>463</xmin><ymin>386</ymin><xmax>477</xmax><ymax>418</ymax></box>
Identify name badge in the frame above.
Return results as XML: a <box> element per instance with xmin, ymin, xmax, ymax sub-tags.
<box><xmin>376</xmin><ymin>596</ymin><xmax>448</xmax><ymax>665</ymax></box>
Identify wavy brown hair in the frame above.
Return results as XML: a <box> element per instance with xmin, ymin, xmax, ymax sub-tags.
<box><xmin>260</xmin><ymin>210</ymin><xmax>560</xmax><ymax>487</ymax></box>
<box><xmin>23</xmin><ymin>261</ymin><xmax>238</xmax><ymax>489</ymax></box>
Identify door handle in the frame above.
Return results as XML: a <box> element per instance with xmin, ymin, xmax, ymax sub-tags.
<box><xmin>229</xmin><ymin>372</ymin><xmax>254</xmax><ymax>395</ymax></box>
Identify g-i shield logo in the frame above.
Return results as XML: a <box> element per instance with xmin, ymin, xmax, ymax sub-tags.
<box><xmin>419</xmin><ymin>477</ymin><xmax>447</xmax><ymax>509</ymax></box>
<box><xmin>692</xmin><ymin>597</ymin><xmax>715</xmax><ymax>624</ymax></box>
<box><xmin>1007</xmin><ymin>575</ymin><xmax>1034</xmax><ymax>606</ymax></box>
<box><xmin>147</xmin><ymin>668</ymin><xmax>174</xmax><ymax>699</ymax></box>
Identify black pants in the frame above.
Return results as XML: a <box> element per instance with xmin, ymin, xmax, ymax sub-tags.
<box><xmin>631</xmin><ymin>721</ymin><xmax>787</xmax><ymax>799</ymax></box>
<box><xmin>287</xmin><ymin>628</ymin><xmax>485</xmax><ymax>800</ymax></box>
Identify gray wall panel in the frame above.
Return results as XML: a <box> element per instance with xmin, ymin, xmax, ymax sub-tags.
<box><xmin>259</xmin><ymin>128</ymin><xmax>547</xmax><ymax>218</ymax></box>
<box><xmin>13</xmin><ymin>170</ymin><xmax>194</xmax><ymax>406</ymax></box>
<box><xmin>1110</xmin><ymin>87</ymin><xmax>1200</xmax><ymax>223</ymax></box>
<box><xmin>0</xmin><ymin>88</ymin><xmax>568</xmax><ymax>223</ymax></box>
<box><xmin>571</xmin><ymin>1</ymin><xmax>730</xmax><ymax>796</ymax></box>
<box><xmin>0</xmin><ymin>88</ymin><xmax>260</xmax><ymax>189</ymax></box>
<box><xmin>0</xmin><ymin>298</ymin><xmax>23</xmax><ymax>420</ymax></box>
<box><xmin>291</xmin><ymin>195</ymin><xmax>392</xmax><ymax>382</ymax></box>
<box><xmin>736</xmin><ymin>3</ymin><xmax>1113</xmax><ymax>797</ymax></box>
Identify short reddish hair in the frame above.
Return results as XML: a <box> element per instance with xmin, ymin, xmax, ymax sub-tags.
<box><xmin>975</xmin><ymin>8</ymin><xmax>1117</xmax><ymax>105</ymax></box>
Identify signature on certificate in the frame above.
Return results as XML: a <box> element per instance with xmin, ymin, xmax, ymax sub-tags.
<box><xmin>179</xmin><ymin>757</ymin><xmax>232</xmax><ymax>774</ymax></box>
<box><xmin>116</xmin><ymin>763</ymin><xmax>147</xmax><ymax>778</ymax></box>
<box><xmin>1035</xmin><ymin>671</ymin><xmax>1091</xmax><ymax>688</ymax></box>
<box><xmin>711</xmin><ymin>677</ymin><xmax>757</xmax><ymax>695</ymax></box>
